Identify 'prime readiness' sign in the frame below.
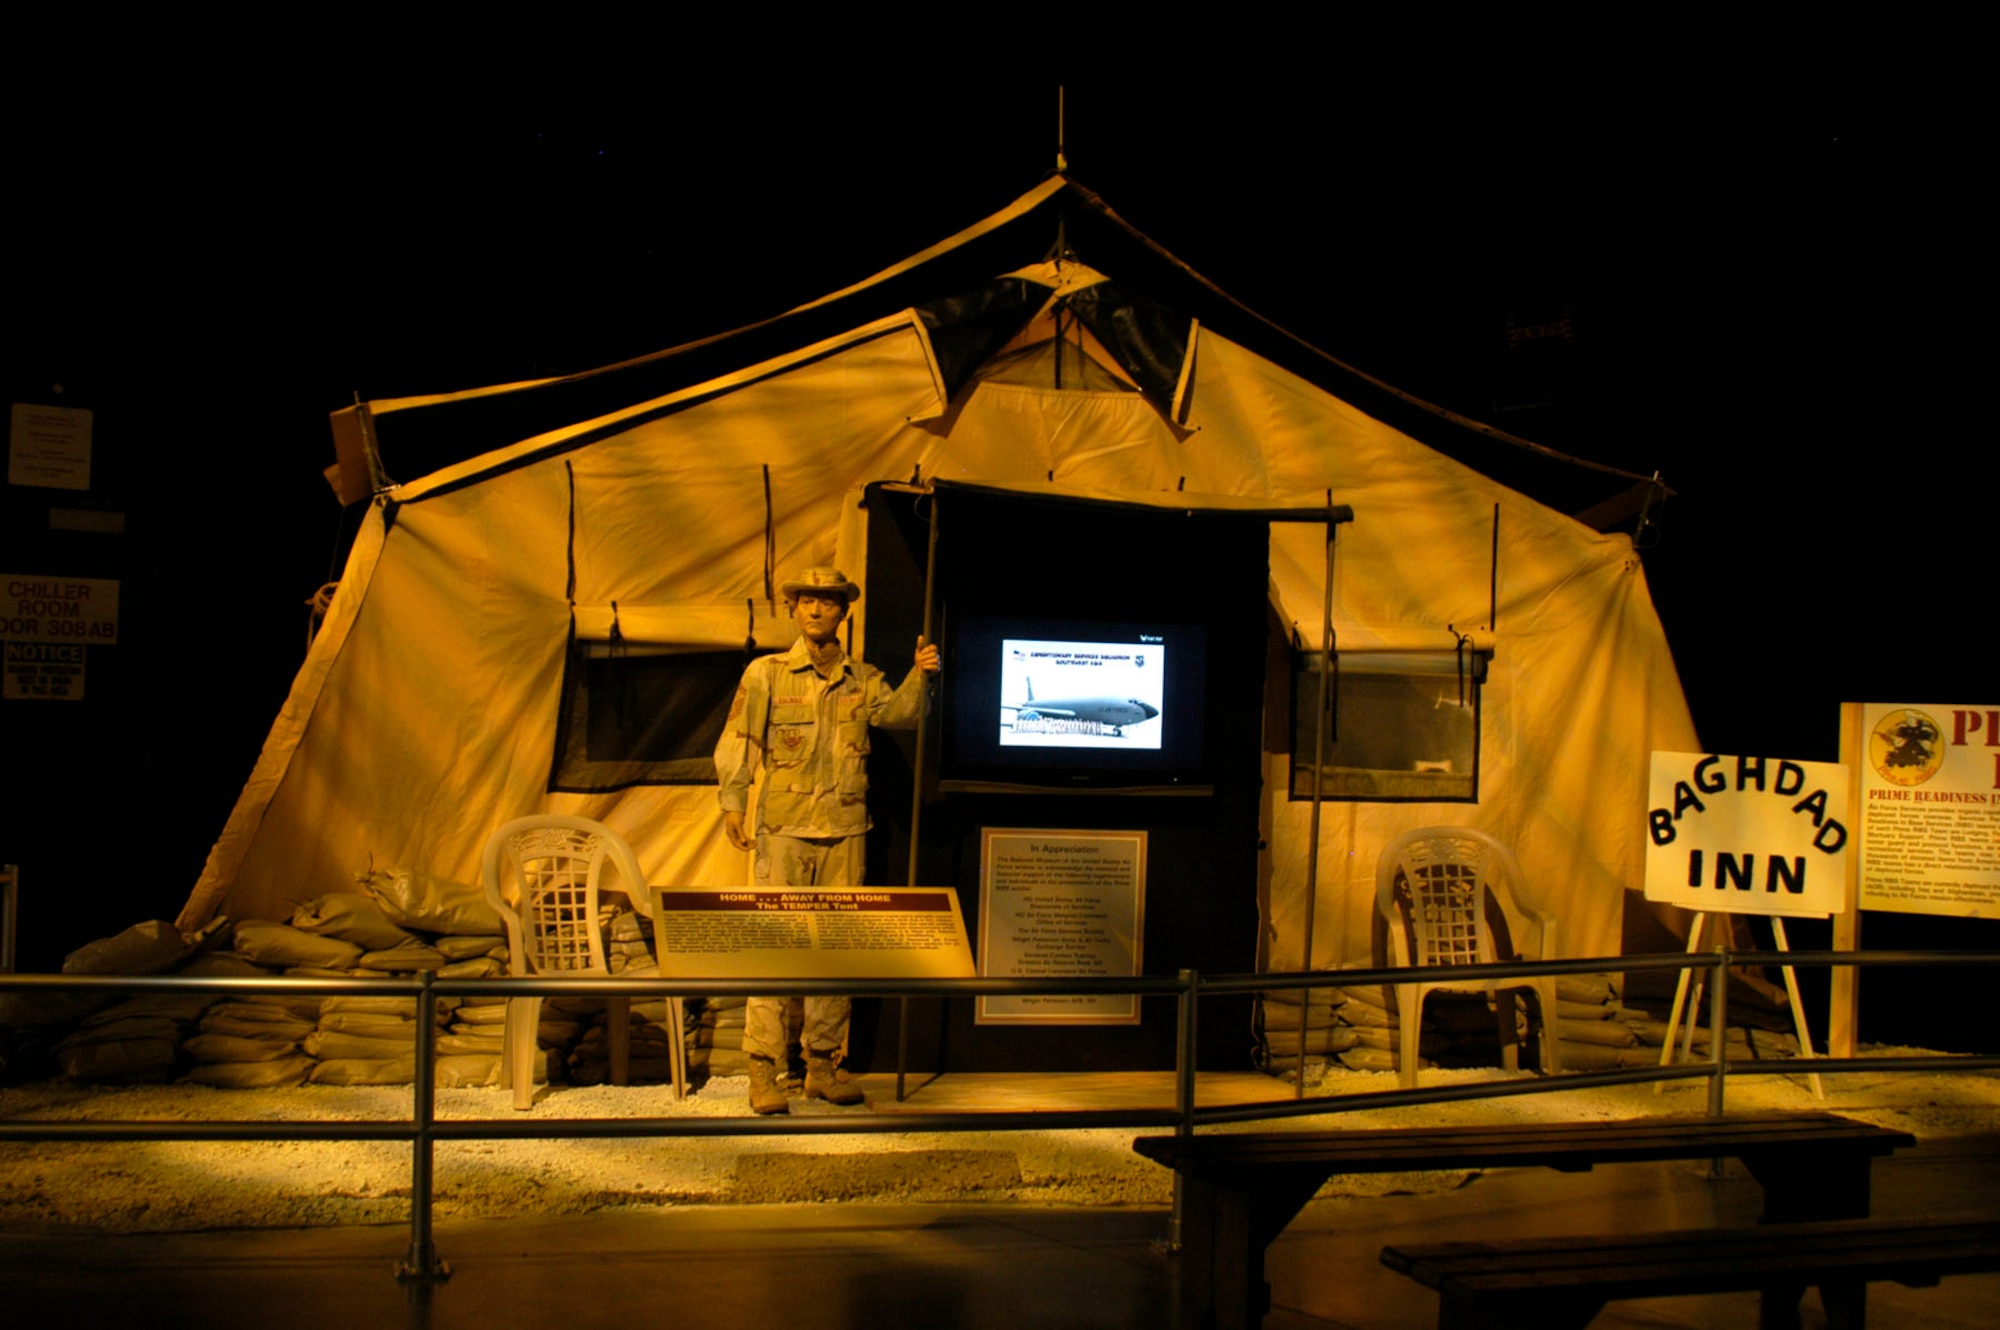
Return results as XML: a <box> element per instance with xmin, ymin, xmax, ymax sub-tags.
<box><xmin>1645</xmin><ymin>752</ymin><xmax>1849</xmax><ymax>919</ymax></box>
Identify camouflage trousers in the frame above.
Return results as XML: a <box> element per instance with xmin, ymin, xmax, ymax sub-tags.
<box><xmin>745</xmin><ymin>834</ymin><xmax>863</xmax><ymax>1061</ymax></box>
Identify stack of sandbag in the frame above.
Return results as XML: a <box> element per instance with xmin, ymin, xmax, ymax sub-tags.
<box><xmin>56</xmin><ymin>989</ymin><xmax>217</xmax><ymax>1083</ymax></box>
<box><xmin>1321</xmin><ymin>982</ymin><xmax>1452</xmax><ymax>1074</ymax></box>
<box><xmin>302</xmin><ymin>871</ymin><xmax>513</xmax><ymax>1086</ymax></box>
<box><xmin>181</xmin><ymin>947</ymin><xmax>318</xmax><ymax>1088</ymax></box>
<box><xmin>603</xmin><ymin>904</ymin><xmax>655</xmax><ymax>974</ymax></box>
<box><xmin>440</xmin><ymin>994</ymin><xmax>579</xmax><ymax>1088</ymax></box>
<box><xmin>308</xmin><ymin>993</ymin><xmax>462</xmax><ymax>1086</ymax></box>
<box><xmin>1542</xmin><ymin>973</ymin><xmax>1651</xmax><ymax>1070</ymax></box>
<box><xmin>1618</xmin><ymin>963</ymin><xmax>1804</xmax><ymax>1062</ymax></box>
<box><xmin>1254</xmin><ymin>987</ymin><xmax>1360</xmax><ymax>1074</ymax></box>
<box><xmin>569</xmin><ymin>996</ymin><xmax>687</xmax><ymax>1087</ymax></box>
<box><xmin>37</xmin><ymin>920</ymin><xmax>208</xmax><ymax>1082</ymax></box>
<box><xmin>568</xmin><ymin>905</ymin><xmax>689</xmax><ymax>1088</ymax></box>
<box><xmin>685</xmin><ymin>997</ymin><xmax>751</xmax><ymax>1080</ymax></box>
<box><xmin>186</xmin><ymin>919</ymin><xmax>351</xmax><ymax>1083</ymax></box>
<box><xmin>1613</xmin><ymin>990</ymin><xmax>1802</xmax><ymax>1064</ymax></box>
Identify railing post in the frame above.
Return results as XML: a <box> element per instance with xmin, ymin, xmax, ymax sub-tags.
<box><xmin>399</xmin><ymin>970</ymin><xmax>450</xmax><ymax>1282</ymax></box>
<box><xmin>1707</xmin><ymin>944</ymin><xmax>1729</xmax><ymax>1118</ymax></box>
<box><xmin>1169</xmin><ymin>967</ymin><xmax>1198</xmax><ymax>1253</ymax></box>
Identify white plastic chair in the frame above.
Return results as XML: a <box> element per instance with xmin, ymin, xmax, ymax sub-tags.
<box><xmin>1374</xmin><ymin>826</ymin><xmax>1561</xmax><ymax>1088</ymax></box>
<box><xmin>480</xmin><ymin>815</ymin><xmax>686</xmax><ymax>1108</ymax></box>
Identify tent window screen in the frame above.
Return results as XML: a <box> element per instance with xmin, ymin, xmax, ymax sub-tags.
<box><xmin>1290</xmin><ymin>650</ymin><xmax>1486</xmax><ymax>802</ymax></box>
<box><xmin>548</xmin><ymin>645</ymin><xmax>744</xmax><ymax>791</ymax></box>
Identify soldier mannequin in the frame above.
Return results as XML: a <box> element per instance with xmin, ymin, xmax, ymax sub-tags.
<box><xmin>714</xmin><ymin>566</ymin><xmax>940</xmax><ymax>1113</ymax></box>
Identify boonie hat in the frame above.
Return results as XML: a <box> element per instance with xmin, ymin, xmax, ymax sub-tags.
<box><xmin>780</xmin><ymin>566</ymin><xmax>861</xmax><ymax>603</ymax></box>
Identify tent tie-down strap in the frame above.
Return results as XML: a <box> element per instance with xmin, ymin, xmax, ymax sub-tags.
<box><xmin>762</xmin><ymin>463</ymin><xmax>776</xmax><ymax>615</ymax></box>
<box><xmin>564</xmin><ymin>460</ymin><xmax>578</xmax><ymax>604</ymax></box>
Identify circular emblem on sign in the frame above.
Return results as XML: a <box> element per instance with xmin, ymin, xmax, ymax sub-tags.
<box><xmin>1869</xmin><ymin>708</ymin><xmax>1946</xmax><ymax>786</ymax></box>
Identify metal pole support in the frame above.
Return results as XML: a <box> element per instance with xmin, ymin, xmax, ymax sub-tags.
<box><xmin>398</xmin><ymin>971</ymin><xmax>450</xmax><ymax>1282</ymax></box>
<box><xmin>1169</xmin><ymin>968</ymin><xmax>1198</xmax><ymax>1253</ymax></box>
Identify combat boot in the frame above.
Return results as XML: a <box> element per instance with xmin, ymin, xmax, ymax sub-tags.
<box><xmin>804</xmin><ymin>1053</ymin><xmax>865</xmax><ymax>1106</ymax></box>
<box><xmin>747</xmin><ymin>1056</ymin><xmax>789</xmax><ymax>1115</ymax></box>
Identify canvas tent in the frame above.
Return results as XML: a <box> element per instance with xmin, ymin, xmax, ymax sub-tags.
<box><xmin>176</xmin><ymin>175</ymin><xmax>1695</xmax><ymax>997</ymax></box>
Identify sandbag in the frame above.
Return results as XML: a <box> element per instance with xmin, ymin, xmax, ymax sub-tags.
<box><xmin>318</xmin><ymin>1011</ymin><xmax>423</xmax><ymax>1036</ymax></box>
<box><xmin>183</xmin><ymin>1033</ymin><xmax>302</xmax><ymax>1063</ymax></box>
<box><xmin>1339</xmin><ymin>1000</ymin><xmax>1399</xmax><ymax>1030</ymax></box>
<box><xmin>57</xmin><ymin>1037</ymin><xmax>180</xmax><ymax>1081</ymax></box>
<box><xmin>291</xmin><ymin>893</ymin><xmax>418</xmax><ymax>951</ymax></box>
<box><xmin>322</xmin><ymin>995</ymin><xmax>452</xmax><ymax>1020</ymax></box>
<box><xmin>63</xmin><ymin>920</ymin><xmax>193</xmax><ymax>975</ymax></box>
<box><xmin>310</xmin><ymin>1056</ymin><xmax>417</xmax><ymax>1086</ymax></box>
<box><xmin>1336</xmin><ymin>1046</ymin><xmax>1421</xmax><ymax>1073</ymax></box>
<box><xmin>436</xmin><ymin>1054</ymin><xmax>503</xmax><ymax>1088</ymax></box>
<box><xmin>182</xmin><ymin>1056</ymin><xmax>316</xmax><ymax>1089</ymax></box>
<box><xmin>80</xmin><ymin>993</ymin><xmax>219</xmax><ymax>1025</ymax></box>
<box><xmin>1261</xmin><ymin>1026</ymin><xmax>1363</xmax><ymax>1055</ymax></box>
<box><xmin>1557</xmin><ymin>975</ymin><xmax>1616</xmax><ymax>1004</ymax></box>
<box><xmin>356</xmin><ymin>943</ymin><xmax>446</xmax><ymax>972</ymax></box>
<box><xmin>178</xmin><ymin>952</ymin><xmax>277</xmax><ymax>978</ymax></box>
<box><xmin>1330</xmin><ymin>983</ymin><xmax>1398</xmax><ymax>1013</ymax></box>
<box><xmin>1559</xmin><ymin>1019</ymin><xmax>1640</xmax><ymax>1048</ymax></box>
<box><xmin>200</xmin><ymin>1009</ymin><xmax>315</xmax><ymax>1041</ymax></box>
<box><xmin>357</xmin><ymin>867</ymin><xmax>505</xmax><ymax>936</ymax></box>
<box><xmin>437</xmin><ymin>1032</ymin><xmax>505</xmax><ymax>1056</ymax></box>
<box><xmin>232</xmin><ymin>921</ymin><xmax>363</xmax><ymax>970</ymax></box>
<box><xmin>436</xmin><ymin>934</ymin><xmax>506</xmax><ymax>961</ymax></box>
<box><xmin>439</xmin><ymin>956</ymin><xmax>503</xmax><ymax>979</ymax></box>
<box><xmin>306</xmin><ymin>1030</ymin><xmax>426</xmax><ymax>1061</ymax></box>
<box><xmin>58</xmin><ymin>1017</ymin><xmax>184</xmax><ymax>1047</ymax></box>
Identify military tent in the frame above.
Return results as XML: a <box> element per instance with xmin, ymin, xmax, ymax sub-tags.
<box><xmin>175</xmin><ymin>176</ymin><xmax>1694</xmax><ymax>1049</ymax></box>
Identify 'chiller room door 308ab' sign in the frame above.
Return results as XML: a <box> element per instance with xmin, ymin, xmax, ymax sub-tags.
<box><xmin>1644</xmin><ymin>752</ymin><xmax>1849</xmax><ymax>919</ymax></box>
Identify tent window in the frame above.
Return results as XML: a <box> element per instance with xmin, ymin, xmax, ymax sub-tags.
<box><xmin>548</xmin><ymin>644</ymin><xmax>745</xmax><ymax>791</ymax></box>
<box><xmin>1289</xmin><ymin>650</ymin><xmax>1485</xmax><ymax>802</ymax></box>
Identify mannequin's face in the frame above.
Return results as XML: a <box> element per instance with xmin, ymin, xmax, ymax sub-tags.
<box><xmin>792</xmin><ymin>591</ymin><xmax>849</xmax><ymax>645</ymax></box>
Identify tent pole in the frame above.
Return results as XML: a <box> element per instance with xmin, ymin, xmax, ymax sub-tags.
<box><xmin>1297</xmin><ymin>501</ymin><xmax>1337</xmax><ymax>1098</ymax></box>
<box><xmin>898</xmin><ymin>490</ymin><xmax>942</xmax><ymax>1102</ymax></box>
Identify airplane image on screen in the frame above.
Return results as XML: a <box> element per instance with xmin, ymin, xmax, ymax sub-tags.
<box><xmin>1002</xmin><ymin>678</ymin><xmax>1160</xmax><ymax>737</ymax></box>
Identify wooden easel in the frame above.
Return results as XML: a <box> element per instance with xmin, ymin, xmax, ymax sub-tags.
<box><xmin>1655</xmin><ymin>910</ymin><xmax>1824</xmax><ymax>1100</ymax></box>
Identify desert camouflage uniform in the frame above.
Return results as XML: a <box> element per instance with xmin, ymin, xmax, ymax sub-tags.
<box><xmin>716</xmin><ymin>637</ymin><xmax>925</xmax><ymax>1060</ymax></box>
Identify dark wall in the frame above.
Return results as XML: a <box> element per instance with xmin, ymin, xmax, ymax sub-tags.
<box><xmin>850</xmin><ymin>485</ymin><xmax>1266</xmax><ymax>1072</ymax></box>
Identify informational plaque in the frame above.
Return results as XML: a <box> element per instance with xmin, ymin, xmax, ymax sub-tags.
<box><xmin>9</xmin><ymin>403</ymin><xmax>93</xmax><ymax>490</ymax></box>
<box><xmin>1644</xmin><ymin>752</ymin><xmax>1849</xmax><ymax>919</ymax></box>
<box><xmin>1857</xmin><ymin>703</ymin><xmax>2000</xmax><ymax>918</ymax></box>
<box><xmin>977</xmin><ymin>828</ymin><xmax>1146</xmax><ymax>1025</ymax></box>
<box><xmin>649</xmin><ymin>886</ymin><xmax>974</xmax><ymax>980</ymax></box>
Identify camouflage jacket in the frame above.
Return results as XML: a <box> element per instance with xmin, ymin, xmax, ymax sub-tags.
<box><xmin>714</xmin><ymin>638</ymin><xmax>925</xmax><ymax>839</ymax></box>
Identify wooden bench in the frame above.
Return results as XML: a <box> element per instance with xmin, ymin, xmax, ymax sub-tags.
<box><xmin>1381</xmin><ymin>1214</ymin><xmax>2000</xmax><ymax>1328</ymax></box>
<box><xmin>1132</xmin><ymin>1112</ymin><xmax>1915</xmax><ymax>1330</ymax></box>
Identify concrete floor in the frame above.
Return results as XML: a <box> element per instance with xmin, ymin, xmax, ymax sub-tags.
<box><xmin>4</xmin><ymin>1132</ymin><xmax>1996</xmax><ymax>1329</ymax></box>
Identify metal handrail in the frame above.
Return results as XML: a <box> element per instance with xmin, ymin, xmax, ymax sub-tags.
<box><xmin>4</xmin><ymin>948</ymin><xmax>1997</xmax><ymax>1280</ymax></box>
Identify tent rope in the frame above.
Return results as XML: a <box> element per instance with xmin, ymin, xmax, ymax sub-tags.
<box><xmin>762</xmin><ymin>463</ymin><xmax>776</xmax><ymax>613</ymax></box>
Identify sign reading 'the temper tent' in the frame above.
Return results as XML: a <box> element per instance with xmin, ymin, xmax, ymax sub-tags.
<box><xmin>1645</xmin><ymin>752</ymin><xmax>1849</xmax><ymax>919</ymax></box>
<box><xmin>649</xmin><ymin>886</ymin><xmax>975</xmax><ymax>981</ymax></box>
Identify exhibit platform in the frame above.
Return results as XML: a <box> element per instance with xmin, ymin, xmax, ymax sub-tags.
<box><xmin>5</xmin><ymin>1127</ymin><xmax>1996</xmax><ymax>1328</ymax></box>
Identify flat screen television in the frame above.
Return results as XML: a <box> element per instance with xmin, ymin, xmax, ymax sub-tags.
<box><xmin>941</xmin><ymin>614</ymin><xmax>1210</xmax><ymax>794</ymax></box>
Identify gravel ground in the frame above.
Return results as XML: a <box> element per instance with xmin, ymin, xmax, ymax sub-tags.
<box><xmin>3</xmin><ymin>1051</ymin><xmax>1994</xmax><ymax>1233</ymax></box>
